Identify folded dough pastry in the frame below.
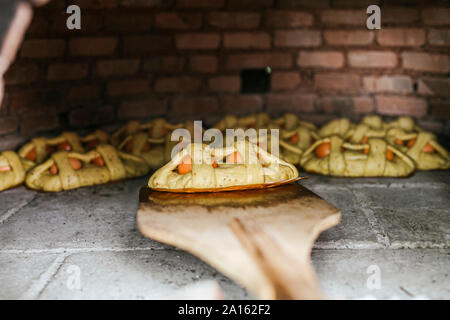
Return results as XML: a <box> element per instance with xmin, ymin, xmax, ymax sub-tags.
<box><xmin>148</xmin><ymin>141</ymin><xmax>298</xmax><ymax>191</ymax></box>
<box><xmin>26</xmin><ymin>144</ymin><xmax>149</xmax><ymax>192</ymax></box>
<box><xmin>238</xmin><ymin>112</ymin><xmax>271</xmax><ymax>129</ymax></box>
<box><xmin>300</xmin><ymin>136</ymin><xmax>415</xmax><ymax>177</ymax></box>
<box><xmin>80</xmin><ymin>130</ymin><xmax>110</xmax><ymax>150</ymax></box>
<box><xmin>119</xmin><ymin>132</ymin><xmax>165</xmax><ymax>169</ymax></box>
<box><xmin>0</xmin><ymin>151</ymin><xmax>34</xmax><ymax>192</ymax></box>
<box><xmin>279</xmin><ymin>125</ymin><xmax>319</xmax><ymax>165</ymax></box>
<box><xmin>18</xmin><ymin>132</ymin><xmax>84</xmax><ymax>167</ymax></box>
<box><xmin>386</xmin><ymin>129</ymin><xmax>449</xmax><ymax>170</ymax></box>
<box><xmin>318</xmin><ymin>118</ymin><xmax>355</xmax><ymax>139</ymax></box>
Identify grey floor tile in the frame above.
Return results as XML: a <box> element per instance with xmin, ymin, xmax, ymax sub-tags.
<box><xmin>39</xmin><ymin>249</ymin><xmax>250</xmax><ymax>300</ymax></box>
<box><xmin>311</xmin><ymin>249</ymin><xmax>450</xmax><ymax>300</ymax></box>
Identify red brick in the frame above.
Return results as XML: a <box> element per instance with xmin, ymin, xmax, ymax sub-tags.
<box><xmin>155</xmin><ymin>13</ymin><xmax>202</xmax><ymax>30</ymax></box>
<box><xmin>161</xmin><ymin>56</ymin><xmax>185</xmax><ymax>73</ymax></box>
<box><xmin>227</xmin><ymin>53</ymin><xmax>293</xmax><ymax>70</ymax></box>
<box><xmin>0</xmin><ymin>134</ymin><xmax>27</xmax><ymax>151</ymax></box>
<box><xmin>4</xmin><ymin>64</ymin><xmax>39</xmax><ymax>84</ymax></box>
<box><xmin>47</xmin><ymin>13</ymin><xmax>103</xmax><ymax>35</ymax></box>
<box><xmin>266</xmin><ymin>94</ymin><xmax>316</xmax><ymax>113</ymax></box>
<box><xmin>321</xmin><ymin>9</ymin><xmax>366</xmax><ymax>25</ymax></box>
<box><xmin>352</xmin><ymin>97</ymin><xmax>374</xmax><ymax>114</ymax></box>
<box><xmin>431</xmin><ymin>101</ymin><xmax>450</xmax><ymax>120</ymax></box>
<box><xmin>69</xmin><ymin>106</ymin><xmax>115</xmax><ymax>127</ymax></box>
<box><xmin>402</xmin><ymin>52</ymin><xmax>449</xmax><ymax>73</ymax></box>
<box><xmin>124</xmin><ymin>36</ymin><xmax>172</xmax><ymax>54</ymax></box>
<box><xmin>274</xmin><ymin>30</ymin><xmax>321</xmax><ymax>47</ymax></box>
<box><xmin>381</xmin><ymin>7</ymin><xmax>419</xmax><ymax>24</ymax></box>
<box><xmin>228</xmin><ymin>0</ymin><xmax>273</xmax><ymax>9</ymax></box>
<box><xmin>154</xmin><ymin>76</ymin><xmax>202</xmax><ymax>93</ymax></box>
<box><xmin>27</xmin><ymin>16</ymin><xmax>49</xmax><ymax>35</ymax></box>
<box><xmin>317</xmin><ymin>96</ymin><xmax>353</xmax><ymax>115</ymax></box>
<box><xmin>171</xmin><ymin>97</ymin><xmax>219</xmax><ymax>116</ymax></box>
<box><xmin>363</xmin><ymin>75</ymin><xmax>413</xmax><ymax>94</ymax></box>
<box><xmin>175</xmin><ymin>33</ymin><xmax>220</xmax><ymax>50</ymax></box>
<box><xmin>69</xmin><ymin>84</ymin><xmax>101</xmax><ymax>101</ymax></box>
<box><xmin>119</xmin><ymin>0</ymin><xmax>164</xmax><ymax>7</ymax></box>
<box><xmin>265</xmin><ymin>10</ymin><xmax>314</xmax><ymax>27</ymax></box>
<box><xmin>348</xmin><ymin>51</ymin><xmax>397</xmax><ymax>68</ymax></box>
<box><xmin>314</xmin><ymin>73</ymin><xmax>360</xmax><ymax>94</ymax></box>
<box><xmin>417</xmin><ymin>120</ymin><xmax>443</xmax><ymax>133</ymax></box>
<box><xmin>21</xmin><ymin>39</ymin><xmax>65</xmax><ymax>58</ymax></box>
<box><xmin>377</xmin><ymin>28</ymin><xmax>425</xmax><ymax>47</ymax></box>
<box><xmin>48</xmin><ymin>63</ymin><xmax>88</xmax><ymax>81</ymax></box>
<box><xmin>73</xmin><ymin>0</ymin><xmax>117</xmax><ymax>8</ymax></box>
<box><xmin>21</xmin><ymin>113</ymin><xmax>59</xmax><ymax>135</ymax></box>
<box><xmin>118</xmin><ymin>98</ymin><xmax>168</xmax><ymax>120</ymax></box>
<box><xmin>207</xmin><ymin>12</ymin><xmax>260</xmax><ymax>29</ymax></box>
<box><xmin>208</xmin><ymin>76</ymin><xmax>240</xmax><ymax>93</ymax></box>
<box><xmin>221</xmin><ymin>95</ymin><xmax>263</xmax><ymax>114</ymax></box>
<box><xmin>107</xmin><ymin>79</ymin><xmax>150</xmax><ymax>96</ymax></box>
<box><xmin>177</xmin><ymin>0</ymin><xmax>224</xmax><ymax>8</ymax></box>
<box><xmin>271</xmin><ymin>72</ymin><xmax>301</xmax><ymax>90</ymax></box>
<box><xmin>223</xmin><ymin>32</ymin><xmax>270</xmax><ymax>49</ymax></box>
<box><xmin>279</xmin><ymin>0</ymin><xmax>329</xmax><ymax>8</ymax></box>
<box><xmin>70</xmin><ymin>37</ymin><xmax>118</xmax><ymax>56</ymax></box>
<box><xmin>189</xmin><ymin>55</ymin><xmax>218</xmax><ymax>74</ymax></box>
<box><xmin>417</xmin><ymin>78</ymin><xmax>450</xmax><ymax>98</ymax></box>
<box><xmin>333</xmin><ymin>0</ymin><xmax>379</xmax><ymax>7</ymax></box>
<box><xmin>428</xmin><ymin>29</ymin><xmax>450</xmax><ymax>46</ymax></box>
<box><xmin>375</xmin><ymin>96</ymin><xmax>427</xmax><ymax>117</ymax></box>
<box><xmin>0</xmin><ymin>116</ymin><xmax>19</xmax><ymax>135</ymax></box>
<box><xmin>96</xmin><ymin>59</ymin><xmax>140</xmax><ymax>77</ymax></box>
<box><xmin>422</xmin><ymin>8</ymin><xmax>450</xmax><ymax>26</ymax></box>
<box><xmin>297</xmin><ymin>51</ymin><xmax>344</xmax><ymax>69</ymax></box>
<box><xmin>104</xmin><ymin>14</ymin><xmax>152</xmax><ymax>32</ymax></box>
<box><xmin>324</xmin><ymin>30</ymin><xmax>374</xmax><ymax>46</ymax></box>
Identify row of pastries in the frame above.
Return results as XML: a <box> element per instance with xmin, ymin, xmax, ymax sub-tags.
<box><xmin>0</xmin><ymin>113</ymin><xmax>449</xmax><ymax>192</ymax></box>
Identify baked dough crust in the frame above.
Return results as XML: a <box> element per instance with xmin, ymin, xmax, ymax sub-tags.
<box><xmin>0</xmin><ymin>151</ymin><xmax>34</xmax><ymax>191</ymax></box>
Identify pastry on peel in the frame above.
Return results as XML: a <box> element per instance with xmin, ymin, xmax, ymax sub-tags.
<box><xmin>300</xmin><ymin>136</ymin><xmax>415</xmax><ymax>177</ymax></box>
<box><xmin>386</xmin><ymin>129</ymin><xmax>449</xmax><ymax>170</ymax></box>
<box><xmin>18</xmin><ymin>132</ymin><xmax>84</xmax><ymax>167</ymax></box>
<box><xmin>148</xmin><ymin>141</ymin><xmax>299</xmax><ymax>192</ymax></box>
<box><xmin>0</xmin><ymin>151</ymin><xmax>34</xmax><ymax>192</ymax></box>
<box><xmin>118</xmin><ymin>132</ymin><xmax>165</xmax><ymax>169</ymax></box>
<box><xmin>25</xmin><ymin>144</ymin><xmax>149</xmax><ymax>192</ymax></box>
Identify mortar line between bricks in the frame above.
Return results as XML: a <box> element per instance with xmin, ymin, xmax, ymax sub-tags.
<box><xmin>19</xmin><ymin>252</ymin><xmax>69</xmax><ymax>300</ymax></box>
<box><xmin>0</xmin><ymin>193</ymin><xmax>37</xmax><ymax>225</ymax></box>
<box><xmin>349</xmin><ymin>188</ymin><xmax>391</xmax><ymax>248</ymax></box>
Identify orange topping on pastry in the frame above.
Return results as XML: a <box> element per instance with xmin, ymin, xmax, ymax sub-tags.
<box><xmin>177</xmin><ymin>155</ymin><xmax>192</xmax><ymax>175</ymax></box>
<box><xmin>226</xmin><ymin>151</ymin><xmax>243</xmax><ymax>164</ymax></box>
<box><xmin>386</xmin><ymin>149</ymin><xmax>394</xmax><ymax>161</ymax></box>
<box><xmin>142</xmin><ymin>142</ymin><xmax>151</xmax><ymax>152</ymax></box>
<box><xmin>92</xmin><ymin>157</ymin><xmax>105</xmax><ymax>167</ymax></box>
<box><xmin>69</xmin><ymin>158</ymin><xmax>82</xmax><ymax>170</ymax></box>
<box><xmin>290</xmin><ymin>133</ymin><xmax>299</xmax><ymax>144</ymax></box>
<box><xmin>315</xmin><ymin>142</ymin><xmax>330</xmax><ymax>158</ymax></box>
<box><xmin>407</xmin><ymin>138</ymin><xmax>416</xmax><ymax>148</ymax></box>
<box><xmin>0</xmin><ymin>166</ymin><xmax>11</xmax><ymax>172</ymax></box>
<box><xmin>395</xmin><ymin>139</ymin><xmax>404</xmax><ymax>145</ymax></box>
<box><xmin>361</xmin><ymin>136</ymin><xmax>368</xmax><ymax>144</ymax></box>
<box><xmin>86</xmin><ymin>139</ymin><xmax>100</xmax><ymax>150</ymax></box>
<box><xmin>422</xmin><ymin>143</ymin><xmax>434</xmax><ymax>153</ymax></box>
<box><xmin>363</xmin><ymin>148</ymin><xmax>369</xmax><ymax>154</ymax></box>
<box><xmin>49</xmin><ymin>164</ymin><xmax>58</xmax><ymax>175</ymax></box>
<box><xmin>57</xmin><ymin>141</ymin><xmax>71</xmax><ymax>151</ymax></box>
<box><xmin>211</xmin><ymin>157</ymin><xmax>218</xmax><ymax>168</ymax></box>
<box><xmin>25</xmin><ymin>148</ymin><xmax>37</xmax><ymax>161</ymax></box>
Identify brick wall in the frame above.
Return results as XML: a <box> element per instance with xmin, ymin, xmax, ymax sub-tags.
<box><xmin>1</xmin><ymin>0</ymin><xmax>449</xmax><ymax>150</ymax></box>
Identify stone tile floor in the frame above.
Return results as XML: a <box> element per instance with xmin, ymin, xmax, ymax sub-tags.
<box><xmin>0</xmin><ymin>171</ymin><xmax>449</xmax><ymax>300</ymax></box>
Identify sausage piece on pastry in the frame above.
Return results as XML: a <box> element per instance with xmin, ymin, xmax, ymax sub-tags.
<box><xmin>300</xmin><ymin>136</ymin><xmax>415</xmax><ymax>177</ymax></box>
<box><xmin>25</xmin><ymin>144</ymin><xmax>149</xmax><ymax>192</ymax></box>
<box><xmin>279</xmin><ymin>125</ymin><xmax>319</xmax><ymax>165</ymax></box>
<box><xmin>119</xmin><ymin>132</ymin><xmax>165</xmax><ymax>170</ymax></box>
<box><xmin>0</xmin><ymin>151</ymin><xmax>34</xmax><ymax>191</ymax></box>
<box><xmin>148</xmin><ymin>141</ymin><xmax>298</xmax><ymax>191</ymax></box>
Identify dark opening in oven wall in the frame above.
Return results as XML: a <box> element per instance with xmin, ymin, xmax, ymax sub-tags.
<box><xmin>1</xmin><ymin>0</ymin><xmax>449</xmax><ymax>151</ymax></box>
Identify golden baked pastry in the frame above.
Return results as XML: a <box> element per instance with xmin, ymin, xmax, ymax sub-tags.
<box><xmin>118</xmin><ymin>132</ymin><xmax>165</xmax><ymax>169</ymax></box>
<box><xmin>148</xmin><ymin>141</ymin><xmax>298</xmax><ymax>191</ymax></box>
<box><xmin>25</xmin><ymin>144</ymin><xmax>149</xmax><ymax>192</ymax></box>
<box><xmin>386</xmin><ymin>129</ymin><xmax>449</xmax><ymax>170</ymax></box>
<box><xmin>279</xmin><ymin>125</ymin><xmax>319</xmax><ymax>165</ymax></box>
<box><xmin>80</xmin><ymin>130</ymin><xmax>110</xmax><ymax>150</ymax></box>
<box><xmin>0</xmin><ymin>151</ymin><xmax>34</xmax><ymax>191</ymax></box>
<box><xmin>213</xmin><ymin>115</ymin><xmax>239</xmax><ymax>132</ymax></box>
<box><xmin>300</xmin><ymin>136</ymin><xmax>415</xmax><ymax>177</ymax></box>
<box><xmin>384</xmin><ymin>116</ymin><xmax>420</xmax><ymax>132</ymax></box>
<box><xmin>18</xmin><ymin>132</ymin><xmax>84</xmax><ymax>167</ymax></box>
<box><xmin>238</xmin><ymin>112</ymin><xmax>271</xmax><ymax>129</ymax></box>
<box><xmin>318</xmin><ymin>118</ymin><xmax>355</xmax><ymax>139</ymax></box>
